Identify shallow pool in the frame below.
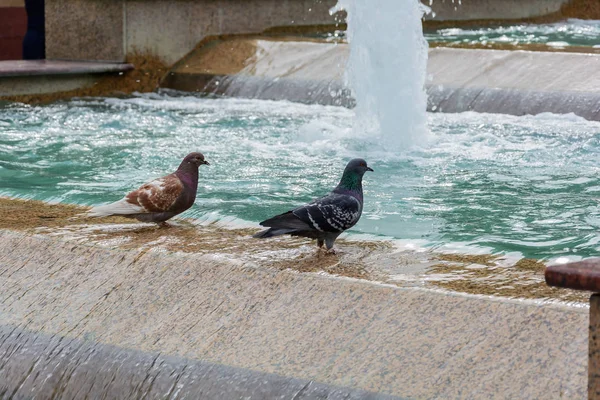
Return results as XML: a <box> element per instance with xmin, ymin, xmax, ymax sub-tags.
<box><xmin>324</xmin><ymin>19</ymin><xmax>600</xmax><ymax>48</ymax></box>
<box><xmin>424</xmin><ymin>19</ymin><xmax>600</xmax><ymax>48</ymax></box>
<box><xmin>2</xmin><ymin>93</ymin><xmax>600</xmax><ymax>260</ymax></box>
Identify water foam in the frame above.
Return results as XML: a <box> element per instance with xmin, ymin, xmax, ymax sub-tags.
<box><xmin>5</xmin><ymin>94</ymin><xmax>600</xmax><ymax>258</ymax></box>
<box><xmin>332</xmin><ymin>0</ymin><xmax>430</xmax><ymax>149</ymax></box>
<box><xmin>427</xmin><ymin>19</ymin><xmax>600</xmax><ymax>47</ymax></box>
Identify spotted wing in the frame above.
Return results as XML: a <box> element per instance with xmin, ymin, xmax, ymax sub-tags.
<box><xmin>292</xmin><ymin>193</ymin><xmax>362</xmax><ymax>233</ymax></box>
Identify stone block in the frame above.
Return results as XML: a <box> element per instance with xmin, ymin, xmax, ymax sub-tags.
<box><xmin>125</xmin><ymin>0</ymin><xmax>338</xmax><ymax>64</ymax></box>
<box><xmin>45</xmin><ymin>0</ymin><xmax>125</xmax><ymax>62</ymax></box>
<box><xmin>0</xmin><ymin>229</ymin><xmax>589</xmax><ymax>398</ymax></box>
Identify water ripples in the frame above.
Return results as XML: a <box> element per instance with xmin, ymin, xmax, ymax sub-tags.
<box><xmin>2</xmin><ymin>94</ymin><xmax>600</xmax><ymax>259</ymax></box>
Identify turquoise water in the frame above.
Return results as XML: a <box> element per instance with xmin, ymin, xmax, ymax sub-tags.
<box><xmin>424</xmin><ymin>19</ymin><xmax>600</xmax><ymax>48</ymax></box>
<box><xmin>2</xmin><ymin>94</ymin><xmax>600</xmax><ymax>260</ymax></box>
<box><xmin>324</xmin><ymin>20</ymin><xmax>600</xmax><ymax>48</ymax></box>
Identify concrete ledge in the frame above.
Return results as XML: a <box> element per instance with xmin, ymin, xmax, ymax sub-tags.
<box><xmin>427</xmin><ymin>48</ymin><xmax>600</xmax><ymax>118</ymax></box>
<box><xmin>0</xmin><ymin>325</ymin><xmax>397</xmax><ymax>400</ymax></box>
<box><xmin>426</xmin><ymin>86</ymin><xmax>600</xmax><ymax>120</ymax></box>
<box><xmin>0</xmin><ymin>75</ymin><xmax>99</xmax><ymax>96</ymax></box>
<box><xmin>161</xmin><ymin>38</ymin><xmax>600</xmax><ymax>121</ymax></box>
<box><xmin>0</xmin><ymin>60</ymin><xmax>134</xmax><ymax>96</ymax></box>
<box><xmin>0</xmin><ymin>229</ymin><xmax>588</xmax><ymax>398</ymax></box>
<box><xmin>162</xmin><ymin>73</ymin><xmax>354</xmax><ymax>107</ymax></box>
<box><xmin>0</xmin><ymin>60</ymin><xmax>133</xmax><ymax>77</ymax></box>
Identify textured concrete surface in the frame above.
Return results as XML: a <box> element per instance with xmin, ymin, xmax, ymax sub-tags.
<box><xmin>0</xmin><ymin>60</ymin><xmax>133</xmax><ymax>76</ymax></box>
<box><xmin>0</xmin><ymin>228</ymin><xmax>589</xmax><ymax>399</ymax></box>
<box><xmin>0</xmin><ymin>325</ymin><xmax>399</xmax><ymax>400</ymax></box>
<box><xmin>0</xmin><ymin>55</ymin><xmax>167</xmax><ymax>102</ymax></box>
<box><xmin>125</xmin><ymin>0</ymin><xmax>339</xmax><ymax>64</ymax></box>
<box><xmin>163</xmin><ymin>37</ymin><xmax>600</xmax><ymax>121</ymax></box>
<box><xmin>42</xmin><ymin>0</ymin><xmax>597</xmax><ymax>62</ymax></box>
<box><xmin>45</xmin><ymin>0</ymin><xmax>125</xmax><ymax>62</ymax></box>
<box><xmin>428</xmin><ymin>47</ymin><xmax>600</xmax><ymax>93</ymax></box>
<box><xmin>162</xmin><ymin>38</ymin><xmax>352</xmax><ymax>106</ymax></box>
<box><xmin>0</xmin><ymin>198</ymin><xmax>581</xmax><ymax>303</ymax></box>
<box><xmin>0</xmin><ymin>60</ymin><xmax>133</xmax><ymax>96</ymax></box>
<box><xmin>0</xmin><ymin>75</ymin><xmax>99</xmax><ymax>96</ymax></box>
<box><xmin>45</xmin><ymin>0</ymin><xmax>339</xmax><ymax>63</ymax></box>
<box><xmin>427</xmin><ymin>47</ymin><xmax>600</xmax><ymax>119</ymax></box>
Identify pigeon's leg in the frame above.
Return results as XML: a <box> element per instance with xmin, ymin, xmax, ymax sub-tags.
<box><xmin>158</xmin><ymin>221</ymin><xmax>172</xmax><ymax>228</ymax></box>
<box><xmin>324</xmin><ymin>236</ymin><xmax>337</xmax><ymax>255</ymax></box>
<box><xmin>315</xmin><ymin>238</ymin><xmax>325</xmax><ymax>256</ymax></box>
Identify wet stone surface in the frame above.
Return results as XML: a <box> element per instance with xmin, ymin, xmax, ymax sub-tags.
<box><xmin>0</xmin><ymin>198</ymin><xmax>590</xmax><ymax>399</ymax></box>
<box><xmin>0</xmin><ymin>197</ymin><xmax>586</xmax><ymax>303</ymax></box>
<box><xmin>0</xmin><ymin>324</ymin><xmax>400</xmax><ymax>400</ymax></box>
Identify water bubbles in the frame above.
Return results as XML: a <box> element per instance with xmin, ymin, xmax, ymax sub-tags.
<box><xmin>4</xmin><ymin>95</ymin><xmax>600</xmax><ymax>258</ymax></box>
<box><xmin>425</xmin><ymin>19</ymin><xmax>600</xmax><ymax>48</ymax></box>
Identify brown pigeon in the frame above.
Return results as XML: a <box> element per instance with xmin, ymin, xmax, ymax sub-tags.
<box><xmin>86</xmin><ymin>152</ymin><xmax>209</xmax><ymax>225</ymax></box>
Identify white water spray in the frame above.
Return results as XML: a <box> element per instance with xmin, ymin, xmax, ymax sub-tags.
<box><xmin>332</xmin><ymin>0</ymin><xmax>430</xmax><ymax>148</ymax></box>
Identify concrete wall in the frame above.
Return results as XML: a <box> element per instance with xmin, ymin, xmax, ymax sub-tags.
<box><xmin>45</xmin><ymin>0</ymin><xmax>125</xmax><ymax>62</ymax></box>
<box><xmin>44</xmin><ymin>0</ymin><xmax>578</xmax><ymax>64</ymax></box>
<box><xmin>0</xmin><ymin>74</ymin><xmax>97</xmax><ymax>96</ymax></box>
<box><xmin>0</xmin><ymin>229</ymin><xmax>589</xmax><ymax>398</ymax></box>
<box><xmin>45</xmin><ymin>0</ymin><xmax>339</xmax><ymax>63</ymax></box>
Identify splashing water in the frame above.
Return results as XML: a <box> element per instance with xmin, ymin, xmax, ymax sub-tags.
<box><xmin>425</xmin><ymin>19</ymin><xmax>600</xmax><ymax>48</ymax></box>
<box><xmin>331</xmin><ymin>0</ymin><xmax>430</xmax><ymax>148</ymax></box>
<box><xmin>4</xmin><ymin>94</ymin><xmax>600</xmax><ymax>261</ymax></box>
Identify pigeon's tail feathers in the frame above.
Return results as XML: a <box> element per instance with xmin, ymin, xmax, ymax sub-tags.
<box><xmin>259</xmin><ymin>211</ymin><xmax>312</xmax><ymax>230</ymax></box>
<box><xmin>253</xmin><ymin>211</ymin><xmax>313</xmax><ymax>239</ymax></box>
<box><xmin>253</xmin><ymin>227</ymin><xmax>297</xmax><ymax>239</ymax></box>
<box><xmin>87</xmin><ymin>198</ymin><xmax>144</xmax><ymax>217</ymax></box>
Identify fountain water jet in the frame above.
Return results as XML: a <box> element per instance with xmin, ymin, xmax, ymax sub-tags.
<box><xmin>332</xmin><ymin>0</ymin><xmax>430</xmax><ymax>148</ymax></box>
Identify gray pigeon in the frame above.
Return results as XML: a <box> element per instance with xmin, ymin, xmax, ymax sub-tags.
<box><xmin>253</xmin><ymin>158</ymin><xmax>373</xmax><ymax>252</ymax></box>
<box><xmin>86</xmin><ymin>152</ymin><xmax>209</xmax><ymax>225</ymax></box>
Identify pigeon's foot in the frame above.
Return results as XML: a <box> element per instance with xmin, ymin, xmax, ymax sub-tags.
<box><xmin>158</xmin><ymin>221</ymin><xmax>172</xmax><ymax>228</ymax></box>
<box><xmin>325</xmin><ymin>248</ymin><xmax>337</xmax><ymax>256</ymax></box>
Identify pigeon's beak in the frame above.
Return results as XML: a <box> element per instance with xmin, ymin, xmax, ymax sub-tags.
<box><xmin>367</xmin><ymin>166</ymin><xmax>374</xmax><ymax>172</ymax></box>
<box><xmin>203</xmin><ymin>160</ymin><xmax>210</xmax><ymax>165</ymax></box>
